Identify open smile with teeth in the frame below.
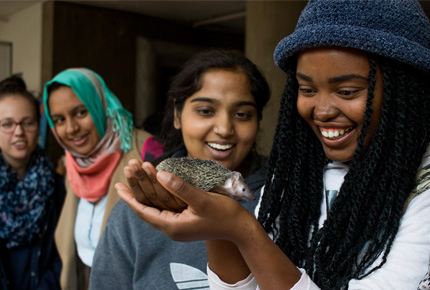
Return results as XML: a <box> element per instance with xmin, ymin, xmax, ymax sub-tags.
<box><xmin>71</xmin><ymin>136</ymin><xmax>85</xmax><ymax>141</ymax></box>
<box><xmin>207</xmin><ymin>142</ymin><xmax>233</xmax><ymax>151</ymax></box>
<box><xmin>320</xmin><ymin>127</ymin><xmax>354</xmax><ymax>140</ymax></box>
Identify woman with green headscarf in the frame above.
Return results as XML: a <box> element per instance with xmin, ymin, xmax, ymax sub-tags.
<box><xmin>43</xmin><ymin>68</ymin><xmax>150</xmax><ymax>290</ymax></box>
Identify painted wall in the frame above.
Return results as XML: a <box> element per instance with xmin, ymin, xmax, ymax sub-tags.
<box><xmin>245</xmin><ymin>1</ymin><xmax>306</xmax><ymax>156</ymax></box>
<box><xmin>0</xmin><ymin>3</ymin><xmax>42</xmax><ymax>95</ymax></box>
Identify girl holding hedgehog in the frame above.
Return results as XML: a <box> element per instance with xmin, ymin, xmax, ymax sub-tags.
<box><xmin>90</xmin><ymin>49</ymin><xmax>270</xmax><ymax>289</ymax></box>
<box><xmin>117</xmin><ymin>0</ymin><xmax>430</xmax><ymax>289</ymax></box>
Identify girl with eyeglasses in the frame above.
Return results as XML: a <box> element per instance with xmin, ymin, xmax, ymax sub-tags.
<box><xmin>0</xmin><ymin>76</ymin><xmax>65</xmax><ymax>290</ymax></box>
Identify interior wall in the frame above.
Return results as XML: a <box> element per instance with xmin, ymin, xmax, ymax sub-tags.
<box><xmin>0</xmin><ymin>42</ymin><xmax>12</xmax><ymax>82</ymax></box>
<box><xmin>42</xmin><ymin>1</ymin><xmax>243</xmax><ymax>112</ymax></box>
<box><xmin>0</xmin><ymin>2</ymin><xmax>42</xmax><ymax>94</ymax></box>
<box><xmin>420</xmin><ymin>1</ymin><xmax>430</xmax><ymax>16</ymax></box>
<box><xmin>245</xmin><ymin>1</ymin><xmax>306</xmax><ymax>156</ymax></box>
<box><xmin>136</xmin><ymin>38</ymin><xmax>159</xmax><ymax>129</ymax></box>
<box><xmin>135</xmin><ymin>38</ymin><xmax>205</xmax><ymax>129</ymax></box>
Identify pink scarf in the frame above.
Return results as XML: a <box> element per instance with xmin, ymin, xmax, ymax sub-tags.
<box><xmin>65</xmin><ymin>150</ymin><xmax>121</xmax><ymax>202</ymax></box>
<box><xmin>45</xmin><ymin>68</ymin><xmax>133</xmax><ymax>202</ymax></box>
<box><xmin>54</xmin><ymin>121</ymin><xmax>124</xmax><ymax>202</ymax></box>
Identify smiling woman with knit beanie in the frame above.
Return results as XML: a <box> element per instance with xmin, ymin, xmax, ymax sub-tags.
<box><xmin>116</xmin><ymin>0</ymin><xmax>430</xmax><ymax>289</ymax></box>
<box><xmin>43</xmin><ymin>68</ymin><xmax>150</xmax><ymax>290</ymax></box>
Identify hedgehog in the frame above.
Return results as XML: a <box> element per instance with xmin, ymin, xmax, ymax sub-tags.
<box><xmin>155</xmin><ymin>157</ymin><xmax>255</xmax><ymax>201</ymax></box>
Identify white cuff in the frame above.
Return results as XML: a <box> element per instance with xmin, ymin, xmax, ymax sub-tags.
<box><xmin>207</xmin><ymin>264</ymin><xmax>258</xmax><ymax>289</ymax></box>
<box><xmin>290</xmin><ymin>268</ymin><xmax>320</xmax><ymax>290</ymax></box>
<box><xmin>206</xmin><ymin>264</ymin><xmax>320</xmax><ymax>290</ymax></box>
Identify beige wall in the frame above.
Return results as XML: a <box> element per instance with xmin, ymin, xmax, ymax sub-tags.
<box><xmin>245</xmin><ymin>1</ymin><xmax>306</xmax><ymax>156</ymax></box>
<box><xmin>0</xmin><ymin>3</ymin><xmax>43</xmax><ymax>95</ymax></box>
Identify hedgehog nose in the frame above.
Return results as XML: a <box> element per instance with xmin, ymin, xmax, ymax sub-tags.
<box><xmin>242</xmin><ymin>188</ymin><xmax>245</xmax><ymax>192</ymax></box>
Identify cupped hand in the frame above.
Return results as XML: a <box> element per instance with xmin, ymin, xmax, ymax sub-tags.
<box><xmin>122</xmin><ymin>159</ymin><xmax>186</xmax><ymax>212</ymax></box>
<box><xmin>116</xmin><ymin>169</ymin><xmax>255</xmax><ymax>243</ymax></box>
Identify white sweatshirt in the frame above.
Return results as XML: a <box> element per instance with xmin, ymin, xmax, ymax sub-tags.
<box><xmin>208</xmin><ymin>150</ymin><xmax>430</xmax><ymax>290</ymax></box>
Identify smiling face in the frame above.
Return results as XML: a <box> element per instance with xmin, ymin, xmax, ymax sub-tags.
<box><xmin>296</xmin><ymin>47</ymin><xmax>383</xmax><ymax>162</ymax></box>
<box><xmin>174</xmin><ymin>69</ymin><xmax>259</xmax><ymax>172</ymax></box>
<box><xmin>48</xmin><ymin>86</ymin><xmax>100</xmax><ymax>155</ymax></box>
<box><xmin>0</xmin><ymin>95</ymin><xmax>39</xmax><ymax>171</ymax></box>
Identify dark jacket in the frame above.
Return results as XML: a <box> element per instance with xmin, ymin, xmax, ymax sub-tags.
<box><xmin>0</xmin><ymin>173</ymin><xmax>66</xmax><ymax>290</ymax></box>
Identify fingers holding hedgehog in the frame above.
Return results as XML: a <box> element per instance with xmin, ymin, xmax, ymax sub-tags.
<box><xmin>155</xmin><ymin>157</ymin><xmax>255</xmax><ymax>202</ymax></box>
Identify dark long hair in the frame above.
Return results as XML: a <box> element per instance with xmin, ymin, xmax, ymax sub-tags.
<box><xmin>258</xmin><ymin>55</ymin><xmax>430</xmax><ymax>289</ymax></box>
<box><xmin>158</xmin><ymin>49</ymin><xmax>270</xmax><ymax>157</ymax></box>
<box><xmin>0</xmin><ymin>76</ymin><xmax>40</xmax><ymax>122</ymax></box>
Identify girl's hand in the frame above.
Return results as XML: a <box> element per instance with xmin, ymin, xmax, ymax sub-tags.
<box><xmin>115</xmin><ymin>169</ymin><xmax>255</xmax><ymax>243</ymax></box>
<box><xmin>117</xmin><ymin>169</ymin><xmax>303</xmax><ymax>288</ymax></box>
<box><xmin>121</xmin><ymin>159</ymin><xmax>186</xmax><ymax>212</ymax></box>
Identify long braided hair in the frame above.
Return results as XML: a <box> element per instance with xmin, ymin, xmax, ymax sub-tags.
<box><xmin>258</xmin><ymin>54</ymin><xmax>430</xmax><ymax>289</ymax></box>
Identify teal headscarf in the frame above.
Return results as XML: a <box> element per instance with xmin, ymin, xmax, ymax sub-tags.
<box><xmin>43</xmin><ymin>68</ymin><xmax>133</xmax><ymax>152</ymax></box>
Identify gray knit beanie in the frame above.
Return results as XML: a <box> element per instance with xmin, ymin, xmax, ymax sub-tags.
<box><xmin>274</xmin><ymin>0</ymin><xmax>430</xmax><ymax>74</ymax></box>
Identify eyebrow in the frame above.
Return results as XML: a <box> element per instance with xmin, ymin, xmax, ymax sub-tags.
<box><xmin>236</xmin><ymin>101</ymin><xmax>257</xmax><ymax>108</ymax></box>
<box><xmin>190</xmin><ymin>97</ymin><xmax>257</xmax><ymax>108</ymax></box>
<box><xmin>0</xmin><ymin>116</ymin><xmax>35</xmax><ymax>123</ymax></box>
<box><xmin>190</xmin><ymin>97</ymin><xmax>215</xmax><ymax>104</ymax></box>
<box><xmin>0</xmin><ymin>116</ymin><xmax>35</xmax><ymax>121</ymax></box>
<box><xmin>50</xmin><ymin>104</ymin><xmax>86</xmax><ymax>118</ymax></box>
<box><xmin>296</xmin><ymin>72</ymin><xmax>369</xmax><ymax>83</ymax></box>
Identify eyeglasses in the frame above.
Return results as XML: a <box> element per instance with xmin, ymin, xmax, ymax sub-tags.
<box><xmin>0</xmin><ymin>119</ymin><xmax>38</xmax><ymax>133</ymax></box>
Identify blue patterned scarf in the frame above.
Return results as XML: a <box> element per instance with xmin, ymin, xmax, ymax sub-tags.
<box><xmin>0</xmin><ymin>147</ymin><xmax>55</xmax><ymax>248</ymax></box>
